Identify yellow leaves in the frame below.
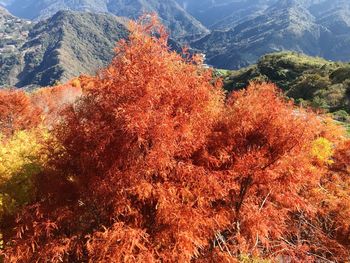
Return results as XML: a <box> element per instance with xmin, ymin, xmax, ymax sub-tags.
<box><xmin>0</xmin><ymin>128</ymin><xmax>51</xmax><ymax>256</ymax></box>
<box><xmin>0</xmin><ymin>194</ymin><xmax>3</xmax><ymax>217</ymax></box>
<box><xmin>0</xmin><ymin>128</ymin><xmax>48</xmax><ymax>218</ymax></box>
<box><xmin>0</xmin><ymin>130</ymin><xmax>41</xmax><ymax>176</ymax></box>
<box><xmin>0</xmin><ymin>193</ymin><xmax>16</xmax><ymax>216</ymax></box>
<box><xmin>239</xmin><ymin>254</ymin><xmax>271</xmax><ymax>263</ymax></box>
<box><xmin>311</xmin><ymin>137</ymin><xmax>334</xmax><ymax>164</ymax></box>
<box><xmin>70</xmin><ymin>78</ymin><xmax>82</xmax><ymax>89</ymax></box>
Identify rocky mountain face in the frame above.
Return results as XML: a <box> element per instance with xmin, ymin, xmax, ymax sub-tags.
<box><xmin>316</xmin><ymin>1</ymin><xmax>350</xmax><ymax>61</ymax></box>
<box><xmin>0</xmin><ymin>7</ymin><xmax>32</xmax><ymax>86</ymax></box>
<box><xmin>5</xmin><ymin>0</ymin><xmax>209</xmax><ymax>41</ymax></box>
<box><xmin>0</xmin><ymin>8</ymin><xmax>186</xmax><ymax>88</ymax></box>
<box><xmin>107</xmin><ymin>0</ymin><xmax>209</xmax><ymax>41</ymax></box>
<box><xmin>0</xmin><ymin>10</ymin><xmax>128</xmax><ymax>88</ymax></box>
<box><xmin>192</xmin><ymin>0</ymin><xmax>350</xmax><ymax>69</ymax></box>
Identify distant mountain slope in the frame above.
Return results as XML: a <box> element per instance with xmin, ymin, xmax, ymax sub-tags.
<box><xmin>3</xmin><ymin>0</ymin><xmax>350</xmax><ymax>87</ymax></box>
<box><xmin>316</xmin><ymin>2</ymin><xmax>350</xmax><ymax>61</ymax></box>
<box><xmin>0</xmin><ymin>0</ymin><xmax>13</xmax><ymax>7</ymax></box>
<box><xmin>176</xmin><ymin>0</ymin><xmax>348</xmax><ymax>29</ymax></box>
<box><xmin>176</xmin><ymin>0</ymin><xmax>277</xmax><ymax>29</ymax></box>
<box><xmin>0</xmin><ymin>10</ymin><xmax>128</xmax><ymax>88</ymax></box>
<box><xmin>193</xmin><ymin>0</ymin><xmax>350</xmax><ymax>69</ymax></box>
<box><xmin>7</xmin><ymin>0</ymin><xmax>209</xmax><ymax>40</ymax></box>
<box><xmin>193</xmin><ymin>1</ymin><xmax>322</xmax><ymax>69</ymax></box>
<box><xmin>107</xmin><ymin>0</ymin><xmax>208</xmax><ymax>40</ymax></box>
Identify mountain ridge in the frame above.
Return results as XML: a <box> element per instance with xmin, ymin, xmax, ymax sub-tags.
<box><xmin>193</xmin><ymin>0</ymin><xmax>350</xmax><ymax>69</ymax></box>
<box><xmin>6</xmin><ymin>0</ymin><xmax>209</xmax><ymax>41</ymax></box>
<box><xmin>0</xmin><ymin>9</ymin><xmax>187</xmax><ymax>88</ymax></box>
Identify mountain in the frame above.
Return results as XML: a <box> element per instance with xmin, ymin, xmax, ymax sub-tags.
<box><xmin>193</xmin><ymin>0</ymin><xmax>350</xmax><ymax>69</ymax></box>
<box><xmin>0</xmin><ymin>10</ymin><xmax>128</xmax><ymax>88</ymax></box>
<box><xmin>0</xmin><ymin>9</ymin><xmax>186</xmax><ymax>88</ymax></box>
<box><xmin>316</xmin><ymin>2</ymin><xmax>350</xmax><ymax>61</ymax></box>
<box><xmin>176</xmin><ymin>0</ymin><xmax>277</xmax><ymax>29</ymax></box>
<box><xmin>6</xmin><ymin>0</ymin><xmax>209</xmax><ymax>41</ymax></box>
<box><xmin>7</xmin><ymin>0</ymin><xmax>108</xmax><ymax>19</ymax></box>
<box><xmin>3</xmin><ymin>0</ymin><xmax>350</xmax><ymax>87</ymax></box>
<box><xmin>108</xmin><ymin>0</ymin><xmax>209</xmax><ymax>41</ymax></box>
<box><xmin>193</xmin><ymin>1</ymin><xmax>322</xmax><ymax>69</ymax></box>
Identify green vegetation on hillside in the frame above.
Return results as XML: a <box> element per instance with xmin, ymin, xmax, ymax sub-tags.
<box><xmin>223</xmin><ymin>52</ymin><xmax>350</xmax><ymax>123</ymax></box>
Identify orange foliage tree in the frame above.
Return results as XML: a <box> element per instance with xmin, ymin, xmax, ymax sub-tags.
<box><xmin>0</xmin><ymin>89</ymin><xmax>41</xmax><ymax>137</ymax></box>
<box><xmin>31</xmin><ymin>82</ymin><xmax>82</xmax><ymax>126</ymax></box>
<box><xmin>0</xmin><ymin>83</ymin><xmax>81</xmax><ymax>136</ymax></box>
<box><xmin>0</xmin><ymin>85</ymin><xmax>81</xmax><ymax>252</ymax></box>
<box><xmin>3</xmin><ymin>16</ymin><xmax>350</xmax><ymax>262</ymax></box>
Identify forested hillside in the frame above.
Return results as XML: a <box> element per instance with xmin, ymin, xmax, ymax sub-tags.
<box><xmin>225</xmin><ymin>52</ymin><xmax>349</xmax><ymax>109</ymax></box>
<box><xmin>1</xmin><ymin>16</ymin><xmax>349</xmax><ymax>263</ymax></box>
<box><xmin>0</xmin><ymin>7</ymin><xmax>31</xmax><ymax>86</ymax></box>
<box><xmin>223</xmin><ymin>52</ymin><xmax>350</xmax><ymax>126</ymax></box>
<box><xmin>175</xmin><ymin>0</ymin><xmax>277</xmax><ymax>28</ymax></box>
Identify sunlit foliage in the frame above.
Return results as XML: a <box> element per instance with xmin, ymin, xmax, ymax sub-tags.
<box><xmin>0</xmin><ymin>89</ymin><xmax>41</xmax><ymax>137</ymax></box>
<box><xmin>0</xmin><ymin>85</ymin><xmax>79</xmax><ymax>257</ymax></box>
<box><xmin>311</xmin><ymin>137</ymin><xmax>334</xmax><ymax>164</ymax></box>
<box><xmin>0</xmin><ymin>129</ymin><xmax>47</xmax><ymax>236</ymax></box>
<box><xmin>31</xmin><ymin>83</ymin><xmax>82</xmax><ymax>126</ymax></box>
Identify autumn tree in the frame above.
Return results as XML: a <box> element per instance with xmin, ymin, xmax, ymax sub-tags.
<box><xmin>0</xmin><ymin>86</ymin><xmax>80</xmax><ymax>254</ymax></box>
<box><xmin>0</xmin><ymin>89</ymin><xmax>42</xmax><ymax>254</ymax></box>
<box><xmin>0</xmin><ymin>129</ymin><xmax>48</xmax><ymax>244</ymax></box>
<box><xmin>0</xmin><ymin>89</ymin><xmax>41</xmax><ymax>137</ymax></box>
<box><xmin>3</xmin><ymin>16</ymin><xmax>349</xmax><ymax>262</ymax></box>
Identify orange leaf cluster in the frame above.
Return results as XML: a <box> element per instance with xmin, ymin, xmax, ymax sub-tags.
<box><xmin>0</xmin><ymin>83</ymin><xmax>81</xmax><ymax>137</ymax></box>
<box><xmin>0</xmin><ymin>89</ymin><xmax>41</xmax><ymax>137</ymax></box>
<box><xmin>31</xmin><ymin>83</ymin><xmax>82</xmax><ymax>126</ymax></box>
